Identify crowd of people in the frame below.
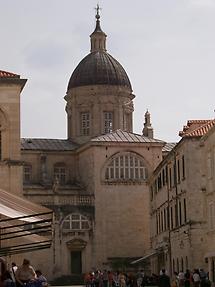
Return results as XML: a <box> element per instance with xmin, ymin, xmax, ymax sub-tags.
<box><xmin>84</xmin><ymin>268</ymin><xmax>212</xmax><ymax>287</ymax></box>
<box><xmin>171</xmin><ymin>268</ymin><xmax>211</xmax><ymax>287</ymax></box>
<box><xmin>0</xmin><ymin>259</ymin><xmax>48</xmax><ymax>287</ymax></box>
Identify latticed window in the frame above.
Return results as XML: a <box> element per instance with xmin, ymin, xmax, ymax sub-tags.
<box><xmin>81</xmin><ymin>112</ymin><xmax>90</xmax><ymax>136</ymax></box>
<box><xmin>104</xmin><ymin>112</ymin><xmax>113</xmax><ymax>133</ymax></box>
<box><xmin>54</xmin><ymin>163</ymin><xmax>66</xmax><ymax>184</ymax></box>
<box><xmin>23</xmin><ymin>164</ymin><xmax>32</xmax><ymax>183</ymax></box>
<box><xmin>105</xmin><ymin>153</ymin><xmax>148</xmax><ymax>181</ymax></box>
<box><xmin>62</xmin><ymin>214</ymin><xmax>90</xmax><ymax>231</ymax></box>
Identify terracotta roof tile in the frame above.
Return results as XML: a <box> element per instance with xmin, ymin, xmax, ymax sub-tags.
<box><xmin>179</xmin><ymin>119</ymin><xmax>215</xmax><ymax>138</ymax></box>
<box><xmin>0</xmin><ymin>70</ymin><xmax>19</xmax><ymax>78</ymax></box>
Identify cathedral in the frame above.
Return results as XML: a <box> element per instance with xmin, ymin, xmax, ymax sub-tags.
<box><xmin>0</xmin><ymin>7</ymin><xmax>168</xmax><ymax>280</ymax></box>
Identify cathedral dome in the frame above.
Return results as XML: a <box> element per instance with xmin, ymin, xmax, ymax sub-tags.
<box><xmin>67</xmin><ymin>51</ymin><xmax>132</xmax><ymax>90</ymax></box>
<box><xmin>67</xmin><ymin>6</ymin><xmax>132</xmax><ymax>91</ymax></box>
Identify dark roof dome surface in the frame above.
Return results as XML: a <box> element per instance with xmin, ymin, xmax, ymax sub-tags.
<box><xmin>67</xmin><ymin>51</ymin><xmax>132</xmax><ymax>90</ymax></box>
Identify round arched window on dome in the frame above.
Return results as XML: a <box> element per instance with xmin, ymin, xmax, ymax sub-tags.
<box><xmin>104</xmin><ymin>152</ymin><xmax>148</xmax><ymax>182</ymax></box>
<box><xmin>62</xmin><ymin>214</ymin><xmax>90</xmax><ymax>231</ymax></box>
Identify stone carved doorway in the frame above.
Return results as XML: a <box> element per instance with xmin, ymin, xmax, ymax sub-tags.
<box><xmin>71</xmin><ymin>250</ymin><xmax>82</xmax><ymax>274</ymax></box>
<box><xmin>67</xmin><ymin>238</ymin><xmax>87</xmax><ymax>275</ymax></box>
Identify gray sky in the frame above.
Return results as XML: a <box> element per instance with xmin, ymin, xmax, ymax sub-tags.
<box><xmin>0</xmin><ymin>0</ymin><xmax>214</xmax><ymax>142</ymax></box>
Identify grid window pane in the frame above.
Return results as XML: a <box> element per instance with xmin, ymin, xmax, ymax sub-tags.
<box><xmin>105</xmin><ymin>153</ymin><xmax>147</xmax><ymax>181</ymax></box>
<box><xmin>104</xmin><ymin>112</ymin><xmax>113</xmax><ymax>133</ymax></box>
<box><xmin>23</xmin><ymin>165</ymin><xmax>32</xmax><ymax>183</ymax></box>
<box><xmin>81</xmin><ymin>112</ymin><xmax>90</xmax><ymax>136</ymax></box>
<box><xmin>54</xmin><ymin>164</ymin><xmax>66</xmax><ymax>184</ymax></box>
<box><xmin>63</xmin><ymin>213</ymin><xmax>90</xmax><ymax>231</ymax></box>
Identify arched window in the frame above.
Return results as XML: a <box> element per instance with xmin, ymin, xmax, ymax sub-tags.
<box><xmin>53</xmin><ymin>163</ymin><xmax>66</xmax><ymax>184</ymax></box>
<box><xmin>104</xmin><ymin>152</ymin><xmax>148</xmax><ymax>181</ymax></box>
<box><xmin>23</xmin><ymin>164</ymin><xmax>32</xmax><ymax>183</ymax></box>
<box><xmin>62</xmin><ymin>214</ymin><xmax>90</xmax><ymax>231</ymax></box>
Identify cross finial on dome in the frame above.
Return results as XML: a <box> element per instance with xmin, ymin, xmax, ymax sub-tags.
<box><xmin>95</xmin><ymin>3</ymin><xmax>101</xmax><ymax>20</ymax></box>
<box><xmin>90</xmin><ymin>3</ymin><xmax>107</xmax><ymax>52</ymax></box>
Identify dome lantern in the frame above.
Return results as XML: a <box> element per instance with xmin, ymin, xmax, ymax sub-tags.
<box><xmin>90</xmin><ymin>4</ymin><xmax>107</xmax><ymax>52</ymax></box>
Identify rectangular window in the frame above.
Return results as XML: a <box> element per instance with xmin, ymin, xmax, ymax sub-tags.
<box><xmin>182</xmin><ymin>155</ymin><xmax>185</xmax><ymax>179</ymax></box>
<box><xmin>0</xmin><ymin>131</ymin><xmax>1</xmax><ymax>160</ymax></box>
<box><xmin>169</xmin><ymin>167</ymin><xmax>172</xmax><ymax>189</ymax></box>
<box><xmin>165</xmin><ymin>166</ymin><xmax>168</xmax><ymax>185</ymax></box>
<box><xmin>161</xmin><ymin>210</ymin><xmax>163</xmax><ymax>231</ymax></box>
<box><xmin>207</xmin><ymin>151</ymin><xmax>213</xmax><ymax>180</ymax></box>
<box><xmin>179</xmin><ymin>201</ymin><xmax>182</xmax><ymax>226</ymax></box>
<box><xmin>158</xmin><ymin>211</ymin><xmax>161</xmax><ymax>233</ymax></box>
<box><xmin>209</xmin><ymin>202</ymin><xmax>214</xmax><ymax>230</ymax></box>
<box><xmin>156</xmin><ymin>213</ymin><xmax>159</xmax><ymax>234</ymax></box>
<box><xmin>80</xmin><ymin>112</ymin><xmax>90</xmax><ymax>136</ymax></box>
<box><xmin>104</xmin><ymin>112</ymin><xmax>113</xmax><ymax>133</ymax></box>
<box><xmin>173</xmin><ymin>163</ymin><xmax>177</xmax><ymax>187</ymax></box>
<box><xmin>177</xmin><ymin>159</ymin><xmax>180</xmax><ymax>183</ymax></box>
<box><xmin>162</xmin><ymin>169</ymin><xmax>165</xmax><ymax>186</ymax></box>
<box><xmin>23</xmin><ymin>165</ymin><xmax>32</xmax><ymax>183</ymax></box>
<box><xmin>167</xmin><ymin>207</ymin><xmax>170</xmax><ymax>229</ymax></box>
<box><xmin>175</xmin><ymin>203</ymin><xmax>178</xmax><ymax>227</ymax></box>
<box><xmin>184</xmin><ymin>198</ymin><xmax>187</xmax><ymax>223</ymax></box>
<box><xmin>170</xmin><ymin>206</ymin><xmax>173</xmax><ymax>229</ymax></box>
<box><xmin>54</xmin><ymin>166</ymin><xmax>66</xmax><ymax>184</ymax></box>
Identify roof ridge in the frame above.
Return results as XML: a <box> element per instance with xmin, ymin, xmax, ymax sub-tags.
<box><xmin>0</xmin><ymin>70</ymin><xmax>19</xmax><ymax>78</ymax></box>
<box><xmin>181</xmin><ymin>119</ymin><xmax>215</xmax><ymax>137</ymax></box>
<box><xmin>22</xmin><ymin>137</ymin><xmax>68</xmax><ymax>140</ymax></box>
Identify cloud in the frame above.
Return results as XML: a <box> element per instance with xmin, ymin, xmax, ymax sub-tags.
<box><xmin>189</xmin><ymin>0</ymin><xmax>215</xmax><ymax>7</ymax></box>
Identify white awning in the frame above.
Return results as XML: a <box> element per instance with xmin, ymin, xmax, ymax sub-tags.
<box><xmin>0</xmin><ymin>221</ymin><xmax>52</xmax><ymax>256</ymax></box>
<box><xmin>0</xmin><ymin>188</ymin><xmax>52</xmax><ymax>223</ymax></box>
<box><xmin>131</xmin><ymin>252</ymin><xmax>157</xmax><ymax>264</ymax></box>
<box><xmin>0</xmin><ymin>188</ymin><xmax>53</xmax><ymax>255</ymax></box>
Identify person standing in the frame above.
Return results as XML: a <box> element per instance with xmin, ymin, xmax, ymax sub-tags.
<box><xmin>184</xmin><ymin>270</ymin><xmax>191</xmax><ymax>287</ymax></box>
<box><xmin>158</xmin><ymin>269</ymin><xmax>171</xmax><ymax>287</ymax></box>
<box><xmin>178</xmin><ymin>270</ymin><xmax>184</xmax><ymax>287</ymax></box>
<box><xmin>10</xmin><ymin>263</ymin><xmax>18</xmax><ymax>286</ymax></box>
<box><xmin>193</xmin><ymin>269</ymin><xmax>201</xmax><ymax>287</ymax></box>
<box><xmin>15</xmin><ymin>259</ymin><xmax>36</xmax><ymax>287</ymax></box>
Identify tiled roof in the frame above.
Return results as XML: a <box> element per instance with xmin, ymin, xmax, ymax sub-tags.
<box><xmin>179</xmin><ymin>119</ymin><xmax>215</xmax><ymax>138</ymax></box>
<box><xmin>91</xmin><ymin>129</ymin><xmax>165</xmax><ymax>143</ymax></box>
<box><xmin>0</xmin><ymin>70</ymin><xmax>19</xmax><ymax>78</ymax></box>
<box><xmin>21</xmin><ymin>138</ymin><xmax>78</xmax><ymax>151</ymax></box>
<box><xmin>162</xmin><ymin>142</ymin><xmax>177</xmax><ymax>152</ymax></box>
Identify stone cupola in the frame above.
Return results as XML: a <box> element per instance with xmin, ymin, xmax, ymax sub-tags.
<box><xmin>65</xmin><ymin>6</ymin><xmax>135</xmax><ymax>144</ymax></box>
<box><xmin>142</xmin><ymin>110</ymin><xmax>154</xmax><ymax>139</ymax></box>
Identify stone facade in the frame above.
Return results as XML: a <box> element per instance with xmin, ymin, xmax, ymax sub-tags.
<box><xmin>0</xmin><ymin>11</ymin><xmax>165</xmax><ymax>281</ymax></box>
<box><xmin>0</xmin><ymin>74</ymin><xmax>26</xmax><ymax>196</ymax></box>
<box><xmin>1</xmin><ymin>8</ymin><xmax>214</xmax><ymax>283</ymax></box>
<box><xmin>149</xmin><ymin>120</ymin><xmax>215</xmax><ymax>279</ymax></box>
